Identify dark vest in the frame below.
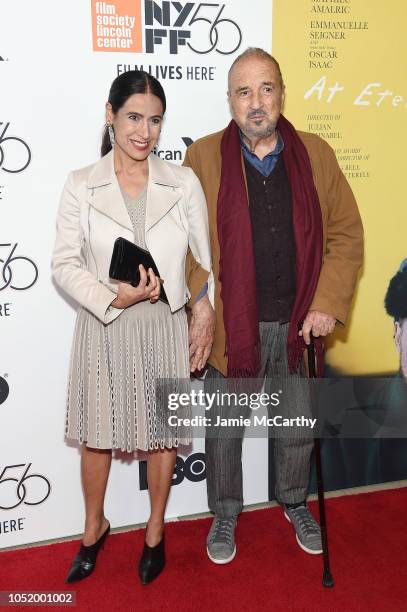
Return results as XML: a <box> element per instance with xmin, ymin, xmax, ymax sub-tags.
<box><xmin>245</xmin><ymin>155</ymin><xmax>296</xmax><ymax>322</ymax></box>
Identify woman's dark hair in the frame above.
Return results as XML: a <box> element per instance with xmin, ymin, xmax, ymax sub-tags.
<box><xmin>101</xmin><ymin>70</ymin><xmax>166</xmax><ymax>156</ymax></box>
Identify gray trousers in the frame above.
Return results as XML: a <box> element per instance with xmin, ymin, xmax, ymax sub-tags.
<box><xmin>205</xmin><ymin>322</ymin><xmax>313</xmax><ymax>517</ymax></box>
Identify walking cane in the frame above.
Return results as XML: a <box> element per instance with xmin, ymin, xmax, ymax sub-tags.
<box><xmin>307</xmin><ymin>335</ymin><xmax>334</xmax><ymax>588</ymax></box>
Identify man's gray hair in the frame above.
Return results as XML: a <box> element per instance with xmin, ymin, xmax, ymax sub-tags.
<box><xmin>228</xmin><ymin>47</ymin><xmax>284</xmax><ymax>90</ymax></box>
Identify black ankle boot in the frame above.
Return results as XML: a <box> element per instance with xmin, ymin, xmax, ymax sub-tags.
<box><xmin>65</xmin><ymin>523</ymin><xmax>110</xmax><ymax>584</ymax></box>
<box><xmin>138</xmin><ymin>534</ymin><xmax>165</xmax><ymax>585</ymax></box>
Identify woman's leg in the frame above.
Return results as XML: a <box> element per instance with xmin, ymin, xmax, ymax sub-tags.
<box><xmin>145</xmin><ymin>448</ymin><xmax>177</xmax><ymax>546</ymax></box>
<box><xmin>81</xmin><ymin>446</ymin><xmax>112</xmax><ymax>545</ymax></box>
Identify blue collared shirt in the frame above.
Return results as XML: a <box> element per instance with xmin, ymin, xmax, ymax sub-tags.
<box><xmin>241</xmin><ymin>131</ymin><xmax>284</xmax><ymax>177</ymax></box>
<box><xmin>195</xmin><ymin>132</ymin><xmax>284</xmax><ymax>303</ymax></box>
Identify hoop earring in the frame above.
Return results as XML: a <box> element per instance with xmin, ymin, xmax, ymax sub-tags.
<box><xmin>106</xmin><ymin>123</ymin><xmax>115</xmax><ymax>147</ymax></box>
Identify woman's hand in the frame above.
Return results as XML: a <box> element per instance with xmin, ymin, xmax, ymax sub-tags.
<box><xmin>111</xmin><ymin>265</ymin><xmax>161</xmax><ymax>309</ymax></box>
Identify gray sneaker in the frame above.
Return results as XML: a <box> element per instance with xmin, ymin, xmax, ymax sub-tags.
<box><xmin>284</xmin><ymin>504</ymin><xmax>323</xmax><ymax>555</ymax></box>
<box><xmin>206</xmin><ymin>516</ymin><xmax>237</xmax><ymax>564</ymax></box>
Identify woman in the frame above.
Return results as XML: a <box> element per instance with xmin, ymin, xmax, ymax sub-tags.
<box><xmin>52</xmin><ymin>70</ymin><xmax>213</xmax><ymax>585</ymax></box>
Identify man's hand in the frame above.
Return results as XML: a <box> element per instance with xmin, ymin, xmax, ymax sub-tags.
<box><xmin>189</xmin><ymin>294</ymin><xmax>215</xmax><ymax>373</ymax></box>
<box><xmin>299</xmin><ymin>310</ymin><xmax>336</xmax><ymax>345</ymax></box>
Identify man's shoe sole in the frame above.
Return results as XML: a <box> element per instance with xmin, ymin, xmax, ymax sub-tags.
<box><xmin>206</xmin><ymin>545</ymin><xmax>236</xmax><ymax>565</ymax></box>
<box><xmin>284</xmin><ymin>511</ymin><xmax>323</xmax><ymax>555</ymax></box>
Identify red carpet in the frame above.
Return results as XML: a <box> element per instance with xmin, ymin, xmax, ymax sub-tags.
<box><xmin>1</xmin><ymin>488</ymin><xmax>407</xmax><ymax>612</ymax></box>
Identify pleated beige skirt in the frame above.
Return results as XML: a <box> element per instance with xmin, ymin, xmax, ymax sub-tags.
<box><xmin>65</xmin><ymin>302</ymin><xmax>190</xmax><ymax>451</ymax></box>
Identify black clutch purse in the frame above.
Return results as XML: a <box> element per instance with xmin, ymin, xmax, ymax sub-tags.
<box><xmin>109</xmin><ymin>237</ymin><xmax>168</xmax><ymax>304</ymax></box>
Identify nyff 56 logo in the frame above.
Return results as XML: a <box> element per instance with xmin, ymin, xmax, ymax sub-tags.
<box><xmin>92</xmin><ymin>0</ymin><xmax>242</xmax><ymax>55</ymax></box>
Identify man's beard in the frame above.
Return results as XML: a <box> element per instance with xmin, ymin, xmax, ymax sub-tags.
<box><xmin>243</xmin><ymin>111</ymin><xmax>277</xmax><ymax>140</ymax></box>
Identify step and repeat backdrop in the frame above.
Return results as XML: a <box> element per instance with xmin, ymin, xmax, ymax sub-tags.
<box><xmin>0</xmin><ymin>0</ymin><xmax>272</xmax><ymax>549</ymax></box>
<box><xmin>1</xmin><ymin>0</ymin><xmax>406</xmax><ymax>549</ymax></box>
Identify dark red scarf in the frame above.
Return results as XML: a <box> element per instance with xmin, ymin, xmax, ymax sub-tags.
<box><xmin>217</xmin><ymin>116</ymin><xmax>323</xmax><ymax>377</ymax></box>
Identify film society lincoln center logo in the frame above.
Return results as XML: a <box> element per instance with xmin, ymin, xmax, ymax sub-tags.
<box><xmin>91</xmin><ymin>0</ymin><xmax>242</xmax><ymax>55</ymax></box>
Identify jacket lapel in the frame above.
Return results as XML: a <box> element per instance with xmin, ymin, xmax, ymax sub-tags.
<box><xmin>86</xmin><ymin>150</ymin><xmax>133</xmax><ymax>232</ymax></box>
<box><xmin>145</xmin><ymin>153</ymin><xmax>181</xmax><ymax>231</ymax></box>
<box><xmin>86</xmin><ymin>149</ymin><xmax>182</xmax><ymax>233</ymax></box>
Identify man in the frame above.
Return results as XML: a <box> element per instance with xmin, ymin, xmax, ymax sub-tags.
<box><xmin>185</xmin><ymin>48</ymin><xmax>363</xmax><ymax>563</ymax></box>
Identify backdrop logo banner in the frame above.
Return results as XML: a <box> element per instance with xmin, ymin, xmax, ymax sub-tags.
<box><xmin>0</xmin><ymin>123</ymin><xmax>31</xmax><ymax>174</ymax></box>
<box><xmin>0</xmin><ymin>375</ymin><xmax>9</xmax><ymax>405</ymax></box>
<box><xmin>0</xmin><ymin>243</ymin><xmax>39</xmax><ymax>293</ymax></box>
<box><xmin>138</xmin><ymin>452</ymin><xmax>206</xmax><ymax>490</ymax></box>
<box><xmin>91</xmin><ymin>0</ymin><xmax>242</xmax><ymax>55</ymax></box>
<box><xmin>154</xmin><ymin>135</ymin><xmax>193</xmax><ymax>160</ymax></box>
<box><xmin>0</xmin><ymin>464</ymin><xmax>51</xmax><ymax>511</ymax></box>
<box><xmin>92</xmin><ymin>0</ymin><xmax>143</xmax><ymax>52</ymax></box>
<box><xmin>0</xmin><ymin>302</ymin><xmax>12</xmax><ymax>317</ymax></box>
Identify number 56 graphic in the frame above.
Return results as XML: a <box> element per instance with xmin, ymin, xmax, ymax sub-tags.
<box><xmin>187</xmin><ymin>4</ymin><xmax>242</xmax><ymax>55</ymax></box>
<box><xmin>0</xmin><ymin>243</ymin><xmax>39</xmax><ymax>291</ymax></box>
<box><xmin>0</xmin><ymin>122</ymin><xmax>31</xmax><ymax>173</ymax></box>
<box><xmin>0</xmin><ymin>464</ymin><xmax>51</xmax><ymax>510</ymax></box>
